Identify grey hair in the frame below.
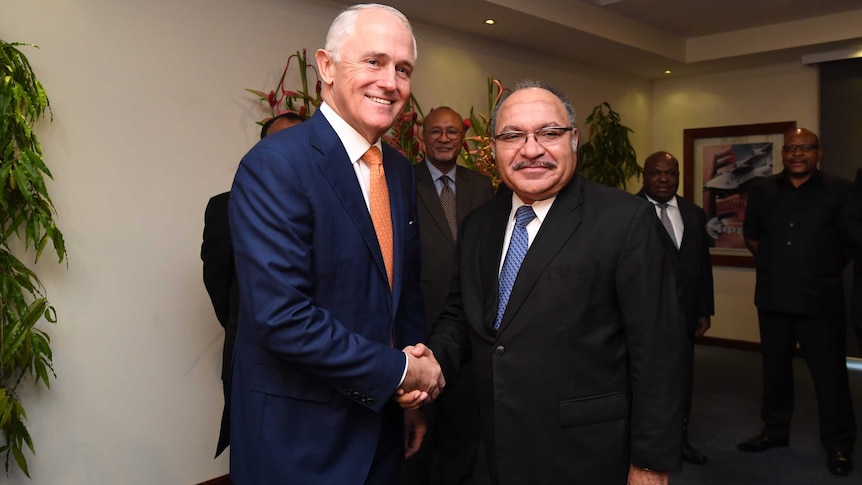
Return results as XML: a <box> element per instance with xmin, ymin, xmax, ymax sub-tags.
<box><xmin>325</xmin><ymin>4</ymin><xmax>417</xmax><ymax>63</ymax></box>
<box><xmin>489</xmin><ymin>79</ymin><xmax>578</xmax><ymax>153</ymax></box>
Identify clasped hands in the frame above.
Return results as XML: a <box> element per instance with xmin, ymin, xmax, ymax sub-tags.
<box><xmin>394</xmin><ymin>343</ymin><xmax>445</xmax><ymax>410</ymax></box>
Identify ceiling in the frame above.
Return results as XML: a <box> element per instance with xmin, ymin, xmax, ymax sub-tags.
<box><xmin>337</xmin><ymin>0</ymin><xmax>862</xmax><ymax>79</ymax></box>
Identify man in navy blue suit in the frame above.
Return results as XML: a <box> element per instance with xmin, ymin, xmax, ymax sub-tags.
<box><xmin>201</xmin><ymin>111</ymin><xmax>304</xmax><ymax>459</ymax></box>
<box><xmin>227</xmin><ymin>4</ymin><xmax>444</xmax><ymax>484</ymax></box>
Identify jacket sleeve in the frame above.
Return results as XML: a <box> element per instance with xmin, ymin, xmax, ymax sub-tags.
<box><xmin>618</xmin><ymin>202</ymin><xmax>688</xmax><ymax>471</ymax></box>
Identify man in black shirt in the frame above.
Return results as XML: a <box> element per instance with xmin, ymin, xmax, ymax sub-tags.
<box><xmin>839</xmin><ymin>168</ymin><xmax>862</xmax><ymax>353</ymax></box>
<box><xmin>738</xmin><ymin>128</ymin><xmax>856</xmax><ymax>476</ymax></box>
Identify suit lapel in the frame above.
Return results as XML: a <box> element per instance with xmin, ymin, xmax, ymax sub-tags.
<box><xmin>309</xmin><ymin>114</ymin><xmax>389</xmax><ymax>291</ymax></box>
<box><xmin>383</xmin><ymin>143</ymin><xmax>408</xmax><ymax>302</ymax></box>
<box><xmin>479</xmin><ymin>193</ymin><xmax>512</xmax><ymax>333</ymax></box>
<box><xmin>416</xmin><ymin>161</ymin><xmax>455</xmax><ymax>246</ymax></box>
<box><xmin>497</xmin><ymin>177</ymin><xmax>584</xmax><ymax>334</ymax></box>
<box><xmin>455</xmin><ymin>168</ymin><xmax>475</xmax><ymax>225</ymax></box>
<box><xmin>677</xmin><ymin>199</ymin><xmax>698</xmax><ymax>251</ymax></box>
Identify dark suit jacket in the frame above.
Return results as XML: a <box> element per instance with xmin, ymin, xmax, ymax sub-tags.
<box><xmin>840</xmin><ymin>168</ymin><xmax>862</xmax><ymax>328</ymax></box>
<box><xmin>429</xmin><ymin>175</ymin><xmax>687</xmax><ymax>485</ymax></box>
<box><xmin>637</xmin><ymin>191</ymin><xmax>714</xmax><ymax>335</ymax></box>
<box><xmin>228</xmin><ymin>110</ymin><xmax>425</xmax><ymax>484</ymax></box>
<box><xmin>416</xmin><ymin>160</ymin><xmax>495</xmax><ymax>330</ymax></box>
<box><xmin>201</xmin><ymin>191</ymin><xmax>238</xmax><ymax>457</ymax></box>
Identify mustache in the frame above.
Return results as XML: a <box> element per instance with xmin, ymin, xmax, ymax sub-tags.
<box><xmin>511</xmin><ymin>160</ymin><xmax>558</xmax><ymax>170</ymax></box>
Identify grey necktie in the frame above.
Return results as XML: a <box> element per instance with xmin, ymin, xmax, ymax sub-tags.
<box><xmin>439</xmin><ymin>175</ymin><xmax>457</xmax><ymax>239</ymax></box>
<box><xmin>657</xmin><ymin>202</ymin><xmax>678</xmax><ymax>247</ymax></box>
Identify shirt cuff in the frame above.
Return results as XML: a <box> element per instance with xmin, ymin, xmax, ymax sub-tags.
<box><xmin>398</xmin><ymin>352</ymin><xmax>408</xmax><ymax>387</ymax></box>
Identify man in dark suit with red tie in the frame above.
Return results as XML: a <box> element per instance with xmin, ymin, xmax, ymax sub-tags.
<box><xmin>637</xmin><ymin>150</ymin><xmax>714</xmax><ymax>466</ymax></box>
<box><xmin>423</xmin><ymin>80</ymin><xmax>688</xmax><ymax>485</ymax></box>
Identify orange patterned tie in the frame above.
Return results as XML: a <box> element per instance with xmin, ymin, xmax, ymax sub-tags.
<box><xmin>363</xmin><ymin>146</ymin><xmax>393</xmax><ymax>289</ymax></box>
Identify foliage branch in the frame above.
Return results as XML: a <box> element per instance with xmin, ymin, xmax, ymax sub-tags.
<box><xmin>0</xmin><ymin>40</ymin><xmax>66</xmax><ymax>478</ymax></box>
<box><xmin>576</xmin><ymin>101</ymin><xmax>641</xmax><ymax>189</ymax></box>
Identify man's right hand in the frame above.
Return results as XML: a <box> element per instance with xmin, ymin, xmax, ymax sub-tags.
<box><xmin>395</xmin><ymin>344</ymin><xmax>445</xmax><ymax>409</ymax></box>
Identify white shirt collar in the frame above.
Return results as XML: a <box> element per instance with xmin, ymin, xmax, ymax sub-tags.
<box><xmin>509</xmin><ymin>192</ymin><xmax>555</xmax><ymax>223</ymax></box>
<box><xmin>426</xmin><ymin>161</ymin><xmax>456</xmax><ymax>183</ymax></box>
<box><xmin>319</xmin><ymin>102</ymin><xmax>381</xmax><ymax>165</ymax></box>
<box><xmin>644</xmin><ymin>193</ymin><xmax>678</xmax><ymax>208</ymax></box>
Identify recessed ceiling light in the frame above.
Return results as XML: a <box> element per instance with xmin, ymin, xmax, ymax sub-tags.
<box><xmin>484</xmin><ymin>19</ymin><xmax>495</xmax><ymax>25</ymax></box>
<box><xmin>664</xmin><ymin>70</ymin><xmax>672</xmax><ymax>75</ymax></box>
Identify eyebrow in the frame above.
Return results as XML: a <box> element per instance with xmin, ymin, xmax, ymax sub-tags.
<box><xmin>496</xmin><ymin>122</ymin><xmax>565</xmax><ymax>132</ymax></box>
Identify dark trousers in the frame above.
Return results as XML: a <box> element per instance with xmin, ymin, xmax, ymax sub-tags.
<box><xmin>758</xmin><ymin>310</ymin><xmax>857</xmax><ymax>452</ymax></box>
<box><xmin>683</xmin><ymin>332</ymin><xmax>695</xmax><ymax>439</ymax></box>
<box><xmin>401</xmin><ymin>361</ymin><xmax>481</xmax><ymax>485</ymax></box>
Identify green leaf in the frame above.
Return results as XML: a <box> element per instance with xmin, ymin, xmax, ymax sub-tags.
<box><xmin>1</xmin><ymin>38</ymin><xmax>63</xmax><ymax>477</ymax></box>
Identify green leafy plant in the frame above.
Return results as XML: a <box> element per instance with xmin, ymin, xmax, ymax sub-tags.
<box><xmin>0</xmin><ymin>40</ymin><xmax>65</xmax><ymax>478</ymax></box>
<box><xmin>462</xmin><ymin>78</ymin><xmax>506</xmax><ymax>188</ymax></box>
<box><xmin>577</xmin><ymin>101</ymin><xmax>641</xmax><ymax>188</ymax></box>
<box><xmin>246</xmin><ymin>49</ymin><xmax>322</xmax><ymax>121</ymax></box>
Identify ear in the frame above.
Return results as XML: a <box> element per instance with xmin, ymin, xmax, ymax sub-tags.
<box><xmin>316</xmin><ymin>49</ymin><xmax>336</xmax><ymax>85</ymax></box>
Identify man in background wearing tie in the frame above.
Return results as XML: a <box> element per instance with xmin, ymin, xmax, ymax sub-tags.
<box><xmin>423</xmin><ymin>80</ymin><xmax>687</xmax><ymax>485</ymax></box>
<box><xmin>403</xmin><ymin>106</ymin><xmax>494</xmax><ymax>485</ymax></box>
<box><xmin>637</xmin><ymin>150</ymin><xmax>714</xmax><ymax>466</ymax></box>
<box><xmin>227</xmin><ymin>4</ymin><xmax>444</xmax><ymax>484</ymax></box>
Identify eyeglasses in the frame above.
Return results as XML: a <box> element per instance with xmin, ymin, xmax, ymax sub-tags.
<box><xmin>493</xmin><ymin>127</ymin><xmax>573</xmax><ymax>148</ymax></box>
<box><xmin>426</xmin><ymin>128</ymin><xmax>463</xmax><ymax>140</ymax></box>
<box><xmin>782</xmin><ymin>144</ymin><xmax>819</xmax><ymax>152</ymax></box>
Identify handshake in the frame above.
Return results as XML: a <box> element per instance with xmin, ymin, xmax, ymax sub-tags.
<box><xmin>394</xmin><ymin>343</ymin><xmax>446</xmax><ymax>410</ymax></box>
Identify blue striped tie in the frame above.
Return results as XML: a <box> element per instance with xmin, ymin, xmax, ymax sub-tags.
<box><xmin>495</xmin><ymin>205</ymin><xmax>536</xmax><ymax>329</ymax></box>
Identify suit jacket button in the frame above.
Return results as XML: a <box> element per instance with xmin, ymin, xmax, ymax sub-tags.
<box><xmin>495</xmin><ymin>346</ymin><xmax>505</xmax><ymax>356</ymax></box>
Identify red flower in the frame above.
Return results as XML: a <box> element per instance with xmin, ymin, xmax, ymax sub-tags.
<box><xmin>267</xmin><ymin>91</ymin><xmax>278</xmax><ymax>107</ymax></box>
<box><xmin>463</xmin><ymin>118</ymin><xmax>471</xmax><ymax>129</ymax></box>
<box><xmin>299</xmin><ymin>105</ymin><xmax>307</xmax><ymax>118</ymax></box>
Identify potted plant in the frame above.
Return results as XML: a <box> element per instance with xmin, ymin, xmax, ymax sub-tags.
<box><xmin>576</xmin><ymin>102</ymin><xmax>641</xmax><ymax>188</ymax></box>
<box><xmin>0</xmin><ymin>40</ymin><xmax>66</xmax><ymax>477</ymax></box>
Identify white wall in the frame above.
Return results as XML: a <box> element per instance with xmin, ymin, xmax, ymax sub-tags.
<box><xmin>1</xmin><ymin>0</ymin><xmax>650</xmax><ymax>483</ymax></box>
<box><xmin>651</xmin><ymin>62</ymin><xmax>820</xmax><ymax>342</ymax></box>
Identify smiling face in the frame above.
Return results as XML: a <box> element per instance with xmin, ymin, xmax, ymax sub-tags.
<box><xmin>493</xmin><ymin>88</ymin><xmax>578</xmax><ymax>204</ymax></box>
<box><xmin>781</xmin><ymin>128</ymin><xmax>821</xmax><ymax>185</ymax></box>
<box><xmin>316</xmin><ymin>8</ymin><xmax>415</xmax><ymax>143</ymax></box>
<box><xmin>422</xmin><ymin>108</ymin><xmax>464</xmax><ymax>171</ymax></box>
<box><xmin>642</xmin><ymin>152</ymin><xmax>680</xmax><ymax>203</ymax></box>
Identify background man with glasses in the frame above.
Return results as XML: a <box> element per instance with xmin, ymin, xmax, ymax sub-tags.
<box><xmin>403</xmin><ymin>106</ymin><xmax>494</xmax><ymax>485</ymax></box>
<box><xmin>422</xmin><ymin>80</ymin><xmax>688</xmax><ymax>484</ymax></box>
<box><xmin>739</xmin><ymin>128</ymin><xmax>857</xmax><ymax>476</ymax></box>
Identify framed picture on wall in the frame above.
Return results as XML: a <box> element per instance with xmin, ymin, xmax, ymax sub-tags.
<box><xmin>682</xmin><ymin>121</ymin><xmax>796</xmax><ymax>267</ymax></box>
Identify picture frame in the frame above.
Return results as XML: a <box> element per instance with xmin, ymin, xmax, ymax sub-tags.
<box><xmin>682</xmin><ymin>121</ymin><xmax>796</xmax><ymax>267</ymax></box>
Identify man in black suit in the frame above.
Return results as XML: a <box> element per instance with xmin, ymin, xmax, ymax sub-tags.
<box><xmin>738</xmin><ymin>128</ymin><xmax>856</xmax><ymax>476</ymax></box>
<box><xmin>403</xmin><ymin>107</ymin><xmax>494</xmax><ymax>485</ymax></box>
<box><xmin>200</xmin><ymin>111</ymin><xmax>304</xmax><ymax>457</ymax></box>
<box><xmin>637</xmin><ymin>150</ymin><xmax>714</xmax><ymax>466</ymax></box>
<box><xmin>840</xmin><ymin>167</ymin><xmax>862</xmax><ymax>354</ymax></box>
<box><xmin>423</xmin><ymin>80</ymin><xmax>687</xmax><ymax>485</ymax></box>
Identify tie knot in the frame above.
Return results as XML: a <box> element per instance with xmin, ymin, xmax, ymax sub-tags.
<box><xmin>363</xmin><ymin>146</ymin><xmax>382</xmax><ymax>166</ymax></box>
<box><xmin>657</xmin><ymin>202</ymin><xmax>669</xmax><ymax>209</ymax></box>
<box><xmin>514</xmin><ymin>205</ymin><xmax>537</xmax><ymax>228</ymax></box>
<box><xmin>440</xmin><ymin>174</ymin><xmax>451</xmax><ymax>186</ymax></box>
